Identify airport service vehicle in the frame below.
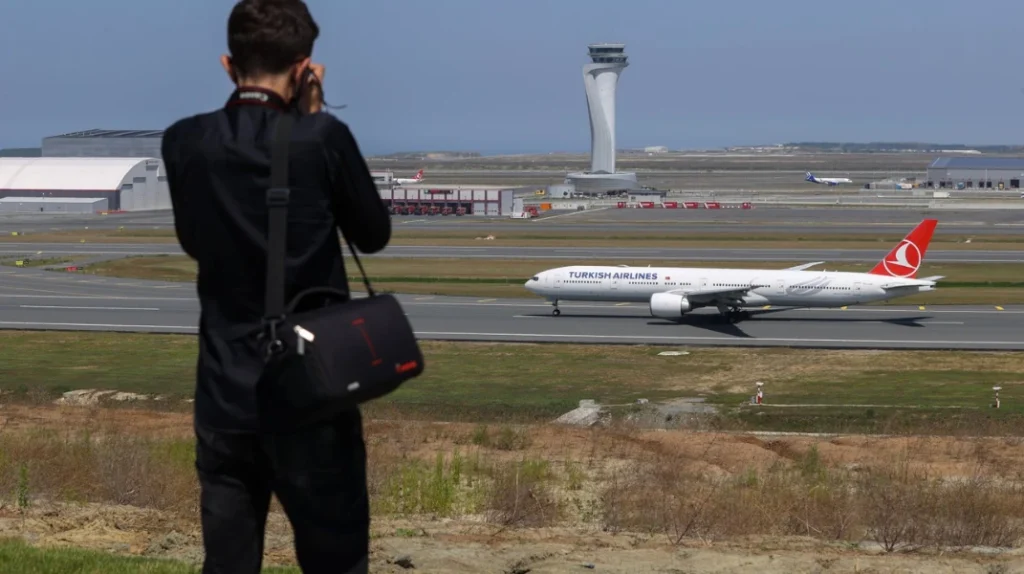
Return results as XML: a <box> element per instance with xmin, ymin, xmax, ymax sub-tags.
<box><xmin>805</xmin><ymin>171</ymin><xmax>853</xmax><ymax>186</ymax></box>
<box><xmin>394</xmin><ymin>169</ymin><xmax>425</xmax><ymax>186</ymax></box>
<box><xmin>523</xmin><ymin>219</ymin><xmax>941</xmax><ymax>322</ymax></box>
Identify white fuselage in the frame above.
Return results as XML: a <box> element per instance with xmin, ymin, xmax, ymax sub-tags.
<box><xmin>808</xmin><ymin>177</ymin><xmax>852</xmax><ymax>185</ymax></box>
<box><xmin>524</xmin><ymin>265</ymin><xmax>936</xmax><ymax>309</ymax></box>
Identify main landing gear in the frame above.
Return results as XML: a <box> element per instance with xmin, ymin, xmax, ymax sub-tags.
<box><xmin>718</xmin><ymin>305</ymin><xmax>749</xmax><ymax>323</ymax></box>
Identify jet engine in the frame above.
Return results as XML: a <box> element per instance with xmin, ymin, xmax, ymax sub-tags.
<box><xmin>649</xmin><ymin>292</ymin><xmax>692</xmax><ymax>319</ymax></box>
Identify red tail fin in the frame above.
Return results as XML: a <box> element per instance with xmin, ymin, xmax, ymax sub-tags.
<box><xmin>415</xmin><ymin>169</ymin><xmax>424</xmax><ymax>179</ymax></box>
<box><xmin>868</xmin><ymin>219</ymin><xmax>938</xmax><ymax>278</ymax></box>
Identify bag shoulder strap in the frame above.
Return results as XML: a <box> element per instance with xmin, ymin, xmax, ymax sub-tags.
<box><xmin>264</xmin><ymin>112</ymin><xmax>295</xmax><ymax>322</ymax></box>
<box><xmin>263</xmin><ymin>113</ymin><xmax>377</xmax><ymax>330</ymax></box>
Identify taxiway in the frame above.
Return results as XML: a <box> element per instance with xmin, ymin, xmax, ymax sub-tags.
<box><xmin>0</xmin><ymin>242</ymin><xmax>1021</xmax><ymax>264</ymax></box>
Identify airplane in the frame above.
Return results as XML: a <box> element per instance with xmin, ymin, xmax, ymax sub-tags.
<box><xmin>523</xmin><ymin>219</ymin><xmax>941</xmax><ymax>323</ymax></box>
<box><xmin>394</xmin><ymin>169</ymin><xmax>425</xmax><ymax>186</ymax></box>
<box><xmin>805</xmin><ymin>171</ymin><xmax>852</xmax><ymax>186</ymax></box>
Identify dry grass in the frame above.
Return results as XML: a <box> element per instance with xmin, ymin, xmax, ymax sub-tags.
<box><xmin>5</xmin><ymin>411</ymin><xmax>1024</xmax><ymax>556</ymax></box>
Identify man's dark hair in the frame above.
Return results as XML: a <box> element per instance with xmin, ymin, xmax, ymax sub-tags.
<box><xmin>227</xmin><ymin>0</ymin><xmax>320</xmax><ymax>77</ymax></box>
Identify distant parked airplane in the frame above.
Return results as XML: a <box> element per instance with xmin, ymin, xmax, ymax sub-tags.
<box><xmin>805</xmin><ymin>171</ymin><xmax>852</xmax><ymax>186</ymax></box>
<box><xmin>394</xmin><ymin>169</ymin><xmax>425</xmax><ymax>186</ymax></box>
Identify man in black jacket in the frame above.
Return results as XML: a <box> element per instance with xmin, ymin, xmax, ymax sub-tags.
<box><xmin>160</xmin><ymin>1</ymin><xmax>390</xmax><ymax>572</ymax></box>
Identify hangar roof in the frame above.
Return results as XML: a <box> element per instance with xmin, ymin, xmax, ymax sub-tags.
<box><xmin>45</xmin><ymin>129</ymin><xmax>164</xmax><ymax>139</ymax></box>
<box><xmin>929</xmin><ymin>157</ymin><xmax>1024</xmax><ymax>170</ymax></box>
<box><xmin>0</xmin><ymin>157</ymin><xmax>155</xmax><ymax>191</ymax></box>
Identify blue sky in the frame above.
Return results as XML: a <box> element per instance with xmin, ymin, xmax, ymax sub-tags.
<box><xmin>2</xmin><ymin>0</ymin><xmax>1023</xmax><ymax>155</ymax></box>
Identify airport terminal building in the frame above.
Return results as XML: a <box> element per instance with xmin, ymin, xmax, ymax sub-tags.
<box><xmin>926</xmin><ymin>157</ymin><xmax>1024</xmax><ymax>190</ymax></box>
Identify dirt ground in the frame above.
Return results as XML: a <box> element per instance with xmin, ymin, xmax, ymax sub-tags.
<box><xmin>4</xmin><ymin>403</ymin><xmax>1024</xmax><ymax>573</ymax></box>
<box><xmin>2</xmin><ymin>502</ymin><xmax>1023</xmax><ymax>573</ymax></box>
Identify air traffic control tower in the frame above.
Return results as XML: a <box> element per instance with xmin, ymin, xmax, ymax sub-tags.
<box><xmin>566</xmin><ymin>43</ymin><xmax>639</xmax><ymax>192</ymax></box>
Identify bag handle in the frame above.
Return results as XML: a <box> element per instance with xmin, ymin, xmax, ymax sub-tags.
<box><xmin>285</xmin><ymin>286</ymin><xmax>350</xmax><ymax>314</ymax></box>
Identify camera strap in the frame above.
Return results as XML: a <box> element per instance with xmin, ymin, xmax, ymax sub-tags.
<box><xmin>262</xmin><ymin>112</ymin><xmax>376</xmax><ymax>353</ymax></box>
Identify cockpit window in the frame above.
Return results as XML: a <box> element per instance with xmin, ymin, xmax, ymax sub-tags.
<box><xmin>530</xmin><ymin>276</ymin><xmax>539</xmax><ymax>281</ymax></box>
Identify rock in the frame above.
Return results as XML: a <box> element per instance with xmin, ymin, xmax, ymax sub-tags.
<box><xmin>553</xmin><ymin>401</ymin><xmax>604</xmax><ymax>427</ymax></box>
<box><xmin>393</xmin><ymin>554</ymin><xmax>415</xmax><ymax>569</ymax></box>
<box><xmin>54</xmin><ymin>389</ymin><xmax>151</xmax><ymax>406</ymax></box>
<box><xmin>110</xmin><ymin>392</ymin><xmax>150</xmax><ymax>402</ymax></box>
<box><xmin>55</xmin><ymin>389</ymin><xmax>114</xmax><ymax>406</ymax></box>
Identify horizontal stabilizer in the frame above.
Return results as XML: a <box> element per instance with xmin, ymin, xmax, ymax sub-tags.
<box><xmin>919</xmin><ymin>275</ymin><xmax>944</xmax><ymax>282</ymax></box>
<box><xmin>880</xmin><ymin>278</ymin><xmax>942</xmax><ymax>290</ymax></box>
<box><xmin>785</xmin><ymin>261</ymin><xmax>824</xmax><ymax>271</ymax></box>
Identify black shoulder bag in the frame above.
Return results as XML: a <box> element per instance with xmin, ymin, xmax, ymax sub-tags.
<box><xmin>255</xmin><ymin>113</ymin><xmax>425</xmax><ymax>431</ymax></box>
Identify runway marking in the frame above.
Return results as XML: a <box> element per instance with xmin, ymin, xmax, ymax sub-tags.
<box><xmin>532</xmin><ymin>207</ymin><xmax>610</xmax><ymax>222</ymax></box>
<box><xmin>0</xmin><ymin>284</ymin><xmax>100</xmax><ymax>297</ymax></box>
<box><xmin>0</xmin><ymin>294</ymin><xmax>194</xmax><ymax>301</ymax></box>
<box><xmin>615</xmin><ymin>302</ymin><xmax>630</xmax><ymax>306</ymax></box>
<box><xmin>918</xmin><ymin>306</ymin><xmax>927</xmax><ymax>311</ymax></box>
<box><xmin>19</xmin><ymin>305</ymin><xmax>161</xmax><ymax>311</ymax></box>
<box><xmin>414</xmin><ymin>296</ymin><xmax>435</xmax><ymax>300</ymax></box>
<box><xmin>477</xmin><ymin>298</ymin><xmax>497</xmax><ymax>303</ymax></box>
<box><xmin>996</xmin><ymin>306</ymin><xmax>1005</xmax><ymax>311</ymax></box>
<box><xmin>414</xmin><ymin>331</ymin><xmax>1024</xmax><ymax>347</ymax></box>
<box><xmin>0</xmin><ymin>321</ymin><xmax>195</xmax><ymax>331</ymax></box>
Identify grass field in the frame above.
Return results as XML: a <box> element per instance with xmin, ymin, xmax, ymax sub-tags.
<box><xmin>75</xmin><ymin>255</ymin><xmax>1024</xmax><ymax>304</ymax></box>
<box><xmin>3</xmin><ymin>331</ymin><xmax>1024</xmax><ymax>432</ymax></box>
<box><xmin>3</xmin><ymin>227</ymin><xmax>1024</xmax><ymax>250</ymax></box>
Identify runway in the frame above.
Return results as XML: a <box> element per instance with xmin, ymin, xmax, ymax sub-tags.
<box><xmin>1</xmin><ymin>242</ymin><xmax>1022</xmax><ymax>264</ymax></box>
<box><xmin>0</xmin><ymin>266</ymin><xmax>1021</xmax><ymax>350</ymax></box>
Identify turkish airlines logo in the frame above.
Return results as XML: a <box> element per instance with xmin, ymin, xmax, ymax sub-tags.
<box><xmin>882</xmin><ymin>239</ymin><xmax>922</xmax><ymax>277</ymax></box>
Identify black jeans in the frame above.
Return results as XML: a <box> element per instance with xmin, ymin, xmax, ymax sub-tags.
<box><xmin>195</xmin><ymin>410</ymin><xmax>370</xmax><ymax>574</ymax></box>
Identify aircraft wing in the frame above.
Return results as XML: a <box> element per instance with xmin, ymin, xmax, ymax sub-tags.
<box><xmin>668</xmin><ymin>285</ymin><xmax>762</xmax><ymax>304</ymax></box>
<box><xmin>784</xmin><ymin>261</ymin><xmax>824</xmax><ymax>271</ymax></box>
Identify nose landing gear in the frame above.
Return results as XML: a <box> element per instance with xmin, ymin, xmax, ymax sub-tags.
<box><xmin>552</xmin><ymin>300</ymin><xmax>561</xmax><ymax>316</ymax></box>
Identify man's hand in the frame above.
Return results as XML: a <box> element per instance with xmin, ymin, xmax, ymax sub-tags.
<box><xmin>299</xmin><ymin>63</ymin><xmax>326</xmax><ymax>114</ymax></box>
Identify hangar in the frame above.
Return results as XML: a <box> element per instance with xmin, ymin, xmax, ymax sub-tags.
<box><xmin>926</xmin><ymin>157</ymin><xmax>1024</xmax><ymax>190</ymax></box>
<box><xmin>0</xmin><ymin>157</ymin><xmax>170</xmax><ymax>212</ymax></box>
